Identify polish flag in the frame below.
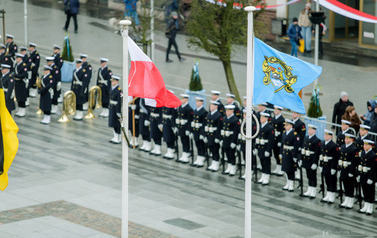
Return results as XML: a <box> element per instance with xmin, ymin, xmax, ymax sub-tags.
<box><xmin>128</xmin><ymin>37</ymin><xmax>181</xmax><ymax>108</ymax></box>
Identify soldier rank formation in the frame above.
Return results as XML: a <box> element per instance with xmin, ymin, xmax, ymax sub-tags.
<box><xmin>2</xmin><ymin>35</ymin><xmax>377</xmax><ymax>216</ymax></box>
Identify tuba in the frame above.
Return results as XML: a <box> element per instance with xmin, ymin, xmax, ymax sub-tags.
<box><xmin>58</xmin><ymin>91</ymin><xmax>76</xmax><ymax>122</ymax></box>
<box><xmin>84</xmin><ymin>86</ymin><xmax>102</xmax><ymax>119</ymax></box>
<box><xmin>36</xmin><ymin>76</ymin><xmax>43</xmax><ymax>115</ymax></box>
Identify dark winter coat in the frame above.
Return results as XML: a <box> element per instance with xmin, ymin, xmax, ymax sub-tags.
<box><xmin>64</xmin><ymin>0</ymin><xmax>80</xmax><ymax>15</ymax></box>
<box><xmin>332</xmin><ymin>99</ymin><xmax>353</xmax><ymax>128</ymax></box>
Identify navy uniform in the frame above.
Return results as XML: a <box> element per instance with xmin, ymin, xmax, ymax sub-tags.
<box><xmin>13</xmin><ymin>54</ymin><xmax>28</xmax><ymax>117</ymax></box>
<box><xmin>338</xmin><ymin>133</ymin><xmax>359</xmax><ymax>209</ymax></box>
<box><xmin>27</xmin><ymin>43</ymin><xmax>40</xmax><ymax>98</ymax></box>
<box><xmin>0</xmin><ymin>44</ymin><xmax>11</xmax><ymax>70</ymax></box>
<box><xmin>108</xmin><ymin>75</ymin><xmax>122</xmax><ymax>144</ymax></box>
<box><xmin>97</xmin><ymin>58</ymin><xmax>112</xmax><ymax>117</ymax></box>
<box><xmin>38</xmin><ymin>66</ymin><xmax>54</xmax><ymax>124</ymax></box>
<box><xmin>357</xmin><ymin>140</ymin><xmax>376</xmax><ymax>215</ymax></box>
<box><xmin>71</xmin><ymin>59</ymin><xmax>89</xmax><ymax>120</ymax></box>
<box><xmin>192</xmin><ymin>97</ymin><xmax>208</xmax><ymax>167</ymax></box>
<box><xmin>355</xmin><ymin>125</ymin><xmax>372</xmax><ymax>154</ymax></box>
<box><xmin>210</xmin><ymin>90</ymin><xmax>225</xmax><ymax>116</ymax></box>
<box><xmin>256</xmin><ymin>112</ymin><xmax>274</xmax><ymax>185</ymax></box>
<box><xmin>46</xmin><ymin>57</ymin><xmax>61</xmax><ymax>114</ymax></box>
<box><xmin>176</xmin><ymin>94</ymin><xmax>194</xmax><ymax>163</ymax></box>
<box><xmin>162</xmin><ymin>106</ymin><xmax>177</xmax><ymax>159</ymax></box>
<box><xmin>206</xmin><ymin>101</ymin><xmax>223</xmax><ymax>172</ymax></box>
<box><xmin>1</xmin><ymin>64</ymin><xmax>15</xmax><ymax>113</ymax></box>
<box><xmin>128</xmin><ymin>97</ymin><xmax>140</xmax><ymax>147</ymax></box>
<box><xmin>80</xmin><ymin>54</ymin><xmax>92</xmax><ymax>109</ymax></box>
<box><xmin>52</xmin><ymin>45</ymin><xmax>64</xmax><ymax>70</ymax></box>
<box><xmin>271</xmin><ymin>106</ymin><xmax>285</xmax><ymax>175</ymax></box>
<box><xmin>255</xmin><ymin>103</ymin><xmax>271</xmax><ymax>121</ymax></box>
<box><xmin>5</xmin><ymin>34</ymin><xmax>17</xmax><ymax>61</ymax></box>
<box><xmin>292</xmin><ymin>115</ymin><xmax>306</xmax><ymax>150</ymax></box>
<box><xmin>281</xmin><ymin>119</ymin><xmax>299</xmax><ymax>191</ymax></box>
<box><xmin>301</xmin><ymin>124</ymin><xmax>321</xmax><ymax>198</ymax></box>
<box><xmin>221</xmin><ymin>104</ymin><xmax>240</xmax><ymax>176</ymax></box>
<box><xmin>225</xmin><ymin>93</ymin><xmax>242</xmax><ymax>119</ymax></box>
<box><xmin>319</xmin><ymin>130</ymin><xmax>339</xmax><ymax>204</ymax></box>
<box><xmin>149</xmin><ymin>106</ymin><xmax>163</xmax><ymax>156</ymax></box>
<box><xmin>19</xmin><ymin>47</ymin><xmax>31</xmax><ymax>99</ymax></box>
<box><xmin>139</xmin><ymin>99</ymin><xmax>152</xmax><ymax>152</ymax></box>
<box><xmin>336</xmin><ymin>120</ymin><xmax>353</xmax><ymax>149</ymax></box>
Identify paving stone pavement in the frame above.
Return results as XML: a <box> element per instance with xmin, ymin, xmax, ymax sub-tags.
<box><xmin>1</xmin><ymin>0</ymin><xmax>377</xmax><ymax>237</ymax></box>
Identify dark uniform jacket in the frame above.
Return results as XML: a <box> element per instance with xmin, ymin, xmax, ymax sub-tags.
<box><xmin>358</xmin><ymin>149</ymin><xmax>377</xmax><ymax>184</ymax></box>
<box><xmin>13</xmin><ymin>62</ymin><xmax>28</xmax><ymax>102</ymax></box>
<box><xmin>176</xmin><ymin>103</ymin><xmax>193</xmax><ymax>137</ymax></box>
<box><xmin>71</xmin><ymin>66</ymin><xmax>88</xmax><ymax>105</ymax></box>
<box><xmin>320</xmin><ymin>140</ymin><xmax>339</xmax><ymax>176</ymax></box>
<box><xmin>29</xmin><ymin>50</ymin><xmax>40</xmax><ymax>74</ymax></box>
<box><xmin>272</xmin><ymin>114</ymin><xmax>285</xmax><ymax>148</ymax></box>
<box><xmin>293</xmin><ymin>118</ymin><xmax>306</xmax><ymax>150</ymax></box>
<box><xmin>82</xmin><ymin>61</ymin><xmax>92</xmax><ymax>101</ymax></box>
<box><xmin>53</xmin><ymin>53</ymin><xmax>64</xmax><ymax>70</ymax></box>
<box><xmin>301</xmin><ymin>135</ymin><xmax>321</xmax><ymax>169</ymax></box>
<box><xmin>228</xmin><ymin>102</ymin><xmax>242</xmax><ymax>119</ymax></box>
<box><xmin>97</xmin><ymin>66</ymin><xmax>112</xmax><ymax>105</ymax></box>
<box><xmin>0</xmin><ymin>52</ymin><xmax>11</xmax><ymax>67</ymax></box>
<box><xmin>5</xmin><ymin>41</ymin><xmax>17</xmax><ymax>59</ymax></box>
<box><xmin>205</xmin><ymin>110</ymin><xmax>222</xmax><ymax>146</ymax></box>
<box><xmin>108</xmin><ymin>85</ymin><xmax>122</xmax><ymax>128</ymax></box>
<box><xmin>215</xmin><ymin>99</ymin><xmax>225</xmax><ymax>116</ymax></box>
<box><xmin>256</xmin><ymin>122</ymin><xmax>274</xmax><ymax>155</ymax></box>
<box><xmin>162</xmin><ymin>107</ymin><xmax>177</xmax><ymax>143</ymax></box>
<box><xmin>220</xmin><ymin>114</ymin><xmax>240</xmax><ymax>148</ymax></box>
<box><xmin>338</xmin><ymin>143</ymin><xmax>359</xmax><ymax>180</ymax></box>
<box><xmin>281</xmin><ymin>129</ymin><xmax>299</xmax><ymax>172</ymax></box>
<box><xmin>51</xmin><ymin>63</ymin><xmax>61</xmax><ymax>87</ymax></box>
<box><xmin>149</xmin><ymin>106</ymin><xmax>162</xmax><ymax>139</ymax></box>
<box><xmin>355</xmin><ymin>134</ymin><xmax>372</xmax><ymax>154</ymax></box>
<box><xmin>39</xmin><ymin>73</ymin><xmax>54</xmax><ymax>112</ymax></box>
<box><xmin>192</xmin><ymin>106</ymin><xmax>207</xmax><ymax>141</ymax></box>
<box><xmin>336</xmin><ymin>128</ymin><xmax>354</xmax><ymax>148</ymax></box>
<box><xmin>1</xmin><ymin>72</ymin><xmax>15</xmax><ymax>112</ymax></box>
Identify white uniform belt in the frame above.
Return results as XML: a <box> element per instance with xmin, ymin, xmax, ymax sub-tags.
<box><xmin>220</xmin><ymin>130</ymin><xmax>233</xmax><ymax>137</ymax></box>
<box><xmin>150</xmin><ymin>112</ymin><xmax>159</xmax><ymax>117</ymax></box>
<box><xmin>301</xmin><ymin>149</ymin><xmax>314</xmax><ymax>156</ymax></box>
<box><xmin>162</xmin><ymin>114</ymin><xmax>172</xmax><ymax>119</ymax></box>
<box><xmin>284</xmin><ymin>145</ymin><xmax>293</xmax><ymax>150</ymax></box>
<box><xmin>320</xmin><ymin>155</ymin><xmax>332</xmax><ymax>162</ymax></box>
<box><xmin>358</xmin><ymin>165</ymin><xmax>371</xmax><ymax>173</ymax></box>
<box><xmin>176</xmin><ymin>119</ymin><xmax>187</xmax><ymax>125</ymax></box>
<box><xmin>73</xmin><ymin>81</ymin><xmax>82</xmax><ymax>86</ymax></box>
<box><xmin>255</xmin><ymin>138</ymin><xmax>269</xmax><ymax>145</ymax></box>
<box><xmin>110</xmin><ymin>100</ymin><xmax>118</xmax><ymax>105</ymax></box>
<box><xmin>339</xmin><ymin>160</ymin><xmax>351</xmax><ymax>167</ymax></box>
<box><xmin>98</xmin><ymin>79</ymin><xmax>107</xmax><ymax>85</ymax></box>
<box><xmin>275</xmin><ymin>131</ymin><xmax>281</xmax><ymax>136</ymax></box>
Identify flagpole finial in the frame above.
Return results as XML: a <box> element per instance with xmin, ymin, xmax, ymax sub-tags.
<box><xmin>244</xmin><ymin>6</ymin><xmax>256</xmax><ymax>12</ymax></box>
<box><xmin>120</xmin><ymin>20</ymin><xmax>132</xmax><ymax>28</ymax></box>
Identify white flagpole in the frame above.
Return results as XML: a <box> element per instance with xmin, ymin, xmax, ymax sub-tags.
<box><xmin>244</xmin><ymin>6</ymin><xmax>256</xmax><ymax>238</ymax></box>
<box><xmin>150</xmin><ymin>0</ymin><xmax>155</xmax><ymax>61</ymax></box>
<box><xmin>24</xmin><ymin>0</ymin><xmax>28</xmax><ymax>46</ymax></box>
<box><xmin>120</xmin><ymin>19</ymin><xmax>131</xmax><ymax>238</ymax></box>
<box><xmin>314</xmin><ymin>1</ymin><xmax>320</xmax><ymax>87</ymax></box>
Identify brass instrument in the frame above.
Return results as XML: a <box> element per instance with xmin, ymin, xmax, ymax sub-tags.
<box><xmin>84</xmin><ymin>86</ymin><xmax>102</xmax><ymax>119</ymax></box>
<box><xmin>36</xmin><ymin>76</ymin><xmax>43</xmax><ymax>115</ymax></box>
<box><xmin>58</xmin><ymin>91</ymin><xmax>76</xmax><ymax>123</ymax></box>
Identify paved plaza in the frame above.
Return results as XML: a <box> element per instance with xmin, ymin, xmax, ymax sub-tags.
<box><xmin>1</xmin><ymin>0</ymin><xmax>377</xmax><ymax>237</ymax></box>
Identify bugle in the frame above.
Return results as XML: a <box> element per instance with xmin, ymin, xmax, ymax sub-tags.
<box><xmin>58</xmin><ymin>91</ymin><xmax>76</xmax><ymax>123</ymax></box>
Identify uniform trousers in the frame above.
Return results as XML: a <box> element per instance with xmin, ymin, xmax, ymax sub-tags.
<box><xmin>324</xmin><ymin>174</ymin><xmax>337</xmax><ymax>192</ymax></box>
<box><xmin>286</xmin><ymin>171</ymin><xmax>295</xmax><ymax>180</ymax></box>
<box><xmin>342</xmin><ymin>177</ymin><xmax>355</xmax><ymax>197</ymax></box>
<box><xmin>273</xmin><ymin>144</ymin><xmax>281</xmax><ymax>165</ymax></box>
<box><xmin>195</xmin><ymin>139</ymin><xmax>205</xmax><ymax>156</ymax></box>
<box><xmin>210</xmin><ymin>143</ymin><xmax>220</xmax><ymax>161</ymax></box>
<box><xmin>306</xmin><ymin>168</ymin><xmax>317</xmax><ymax>187</ymax></box>
<box><xmin>362</xmin><ymin>183</ymin><xmax>375</xmax><ymax>203</ymax></box>
<box><xmin>180</xmin><ymin>135</ymin><xmax>190</xmax><ymax>153</ymax></box>
<box><xmin>167</xmin><ymin>141</ymin><xmax>174</xmax><ymax>149</ymax></box>
<box><xmin>224</xmin><ymin>147</ymin><xmax>236</xmax><ymax>165</ymax></box>
<box><xmin>258</xmin><ymin>152</ymin><xmax>271</xmax><ymax>174</ymax></box>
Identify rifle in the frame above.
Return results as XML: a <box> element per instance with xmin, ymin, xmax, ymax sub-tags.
<box><xmin>221</xmin><ymin>147</ymin><xmax>226</xmax><ymax>174</ymax></box>
<box><xmin>174</xmin><ymin>130</ymin><xmax>180</xmax><ymax>162</ymax></box>
<box><xmin>298</xmin><ymin>160</ymin><xmax>304</xmax><ymax>196</ymax></box>
<box><xmin>319</xmin><ymin>170</ymin><xmax>325</xmax><ymax>198</ymax></box>
<box><xmin>356</xmin><ymin>177</ymin><xmax>363</xmax><ymax>210</ymax></box>
<box><xmin>204</xmin><ymin>142</ymin><xmax>210</xmax><ymax>170</ymax></box>
<box><xmin>237</xmin><ymin>147</ymin><xmax>243</xmax><ymax>179</ymax></box>
<box><xmin>253</xmin><ymin>150</ymin><xmax>258</xmax><ymax>183</ymax></box>
<box><xmin>190</xmin><ymin>136</ymin><xmax>195</xmax><ymax>166</ymax></box>
<box><xmin>337</xmin><ymin>178</ymin><xmax>344</xmax><ymax>205</ymax></box>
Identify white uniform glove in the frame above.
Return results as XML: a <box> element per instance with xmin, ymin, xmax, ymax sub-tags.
<box><xmin>253</xmin><ymin>149</ymin><xmax>257</xmax><ymax>155</ymax></box>
<box><xmin>337</xmin><ymin>171</ymin><xmax>341</xmax><ymax>179</ymax></box>
<box><xmin>189</xmin><ymin>132</ymin><xmax>194</xmax><ymax>139</ymax></box>
<box><xmin>144</xmin><ymin>120</ymin><xmax>150</xmax><ymax>127</ymax></box>
<box><xmin>331</xmin><ymin>169</ymin><xmax>336</xmax><ymax>175</ymax></box>
<box><xmin>116</xmin><ymin>113</ymin><xmax>121</xmax><ymax>118</ymax></box>
<box><xmin>298</xmin><ymin>160</ymin><xmax>302</xmax><ymax>167</ymax></box>
<box><xmin>356</xmin><ymin>176</ymin><xmax>360</xmax><ymax>183</ymax></box>
<box><xmin>264</xmin><ymin>151</ymin><xmax>270</xmax><ymax>157</ymax></box>
<box><xmin>220</xmin><ymin>140</ymin><xmax>223</xmax><ymax>146</ymax></box>
<box><xmin>158</xmin><ymin>124</ymin><xmax>163</xmax><ymax>131</ymax></box>
<box><xmin>367</xmin><ymin>179</ymin><xmax>373</xmax><ymax>185</ymax></box>
<box><xmin>279</xmin><ymin>154</ymin><xmax>282</xmax><ymax>159</ymax></box>
<box><xmin>236</xmin><ymin>145</ymin><xmax>241</xmax><ymax>151</ymax></box>
<box><xmin>277</xmin><ymin>142</ymin><xmax>281</xmax><ymax>147</ymax></box>
<box><xmin>319</xmin><ymin>166</ymin><xmax>323</xmax><ymax>173</ymax></box>
<box><xmin>203</xmin><ymin>137</ymin><xmax>208</xmax><ymax>143</ymax></box>
<box><xmin>215</xmin><ymin>138</ymin><xmax>220</xmax><ymax>144</ymax></box>
<box><xmin>348</xmin><ymin>173</ymin><xmax>354</xmax><ymax>178</ymax></box>
<box><xmin>230</xmin><ymin>143</ymin><xmax>236</xmax><ymax>149</ymax></box>
<box><xmin>130</xmin><ymin>105</ymin><xmax>136</xmax><ymax>110</ymax></box>
<box><xmin>172</xmin><ymin>127</ymin><xmax>178</xmax><ymax>134</ymax></box>
<box><xmin>199</xmin><ymin>135</ymin><xmax>204</xmax><ymax>141</ymax></box>
<box><xmin>185</xmin><ymin>130</ymin><xmax>190</xmax><ymax>136</ymax></box>
<box><xmin>311</xmin><ymin>164</ymin><xmax>317</xmax><ymax>170</ymax></box>
<box><xmin>293</xmin><ymin>158</ymin><xmax>298</xmax><ymax>163</ymax></box>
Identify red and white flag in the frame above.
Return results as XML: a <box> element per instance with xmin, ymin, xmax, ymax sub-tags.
<box><xmin>128</xmin><ymin>37</ymin><xmax>181</xmax><ymax>108</ymax></box>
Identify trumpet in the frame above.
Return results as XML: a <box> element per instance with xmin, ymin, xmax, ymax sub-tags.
<box><xmin>84</xmin><ymin>86</ymin><xmax>102</xmax><ymax>119</ymax></box>
<box><xmin>58</xmin><ymin>91</ymin><xmax>76</xmax><ymax>123</ymax></box>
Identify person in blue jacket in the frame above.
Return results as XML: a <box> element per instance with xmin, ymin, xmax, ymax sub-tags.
<box><xmin>64</xmin><ymin>0</ymin><xmax>80</xmax><ymax>33</ymax></box>
<box><xmin>287</xmin><ymin>17</ymin><xmax>302</xmax><ymax>57</ymax></box>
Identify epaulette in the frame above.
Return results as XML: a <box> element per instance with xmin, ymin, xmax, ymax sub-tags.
<box><xmin>23</xmin><ymin>63</ymin><xmax>26</xmax><ymax>66</ymax></box>
<box><xmin>294</xmin><ymin>132</ymin><xmax>297</xmax><ymax>135</ymax></box>
<box><xmin>118</xmin><ymin>87</ymin><xmax>122</xmax><ymax>91</ymax></box>
<box><xmin>83</xmin><ymin>69</ymin><xmax>86</xmax><ymax>72</ymax></box>
<box><xmin>49</xmin><ymin>75</ymin><xmax>53</xmax><ymax>78</ymax></box>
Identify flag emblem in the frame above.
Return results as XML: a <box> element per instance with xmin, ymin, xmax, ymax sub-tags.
<box><xmin>262</xmin><ymin>56</ymin><xmax>296</xmax><ymax>94</ymax></box>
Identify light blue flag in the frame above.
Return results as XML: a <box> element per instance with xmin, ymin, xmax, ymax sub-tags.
<box><xmin>253</xmin><ymin>37</ymin><xmax>322</xmax><ymax>114</ymax></box>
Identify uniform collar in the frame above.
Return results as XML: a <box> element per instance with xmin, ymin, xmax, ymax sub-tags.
<box><xmin>111</xmin><ymin>84</ymin><xmax>118</xmax><ymax>90</ymax></box>
<box><xmin>227</xmin><ymin>114</ymin><xmax>234</xmax><ymax>119</ymax></box>
<box><xmin>325</xmin><ymin>139</ymin><xmax>331</xmax><ymax>145</ymax></box>
<box><xmin>346</xmin><ymin>142</ymin><xmax>353</xmax><ymax>148</ymax></box>
<box><xmin>261</xmin><ymin>121</ymin><xmax>268</xmax><ymax>128</ymax></box>
<box><xmin>275</xmin><ymin>113</ymin><xmax>281</xmax><ymax>119</ymax></box>
<box><xmin>361</xmin><ymin>134</ymin><xmax>368</xmax><ymax>140</ymax></box>
<box><xmin>211</xmin><ymin>109</ymin><xmax>217</xmax><ymax>115</ymax></box>
<box><xmin>43</xmin><ymin>73</ymin><xmax>50</xmax><ymax>78</ymax></box>
<box><xmin>2</xmin><ymin>71</ymin><xmax>9</xmax><ymax>77</ymax></box>
<box><xmin>182</xmin><ymin>102</ymin><xmax>188</xmax><ymax>108</ymax></box>
<box><xmin>366</xmin><ymin>148</ymin><xmax>372</xmax><ymax>154</ymax></box>
<box><xmin>342</xmin><ymin>128</ymin><xmax>349</xmax><ymax>135</ymax></box>
<box><xmin>286</xmin><ymin>128</ymin><xmax>292</xmax><ymax>134</ymax></box>
<box><xmin>196</xmin><ymin>105</ymin><xmax>203</xmax><ymax>111</ymax></box>
<box><xmin>309</xmin><ymin>134</ymin><xmax>315</xmax><ymax>139</ymax></box>
<box><xmin>101</xmin><ymin>65</ymin><xmax>107</xmax><ymax>70</ymax></box>
<box><xmin>293</xmin><ymin>118</ymin><xmax>299</xmax><ymax>123</ymax></box>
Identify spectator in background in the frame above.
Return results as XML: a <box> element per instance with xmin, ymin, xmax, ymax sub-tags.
<box><xmin>124</xmin><ymin>0</ymin><xmax>140</xmax><ymax>27</ymax></box>
<box><xmin>298</xmin><ymin>3</ymin><xmax>312</xmax><ymax>53</ymax></box>
<box><xmin>164</xmin><ymin>0</ymin><xmax>179</xmax><ymax>23</ymax></box>
<box><xmin>287</xmin><ymin>17</ymin><xmax>301</xmax><ymax>57</ymax></box>
<box><xmin>342</xmin><ymin>106</ymin><xmax>362</xmax><ymax>134</ymax></box>
<box><xmin>165</xmin><ymin>12</ymin><xmax>184</xmax><ymax>63</ymax></box>
<box><xmin>360</xmin><ymin>100</ymin><xmax>376</xmax><ymax>126</ymax></box>
<box><xmin>312</xmin><ymin>19</ymin><xmax>327</xmax><ymax>54</ymax></box>
<box><xmin>63</xmin><ymin>0</ymin><xmax>80</xmax><ymax>33</ymax></box>
<box><xmin>332</xmin><ymin>91</ymin><xmax>353</xmax><ymax>134</ymax></box>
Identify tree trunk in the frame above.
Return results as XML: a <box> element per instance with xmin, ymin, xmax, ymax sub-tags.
<box><xmin>221</xmin><ymin>59</ymin><xmax>241</xmax><ymax>103</ymax></box>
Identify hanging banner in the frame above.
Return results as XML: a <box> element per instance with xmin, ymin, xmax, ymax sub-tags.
<box><xmin>204</xmin><ymin>0</ymin><xmax>301</xmax><ymax>10</ymax></box>
<box><xmin>315</xmin><ymin>0</ymin><xmax>377</xmax><ymax>24</ymax></box>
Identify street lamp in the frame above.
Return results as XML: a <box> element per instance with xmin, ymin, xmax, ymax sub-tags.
<box><xmin>309</xmin><ymin>8</ymin><xmax>325</xmax><ymax>87</ymax></box>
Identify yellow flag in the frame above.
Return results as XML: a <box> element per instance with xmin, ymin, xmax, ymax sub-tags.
<box><xmin>0</xmin><ymin>81</ymin><xmax>19</xmax><ymax>190</ymax></box>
